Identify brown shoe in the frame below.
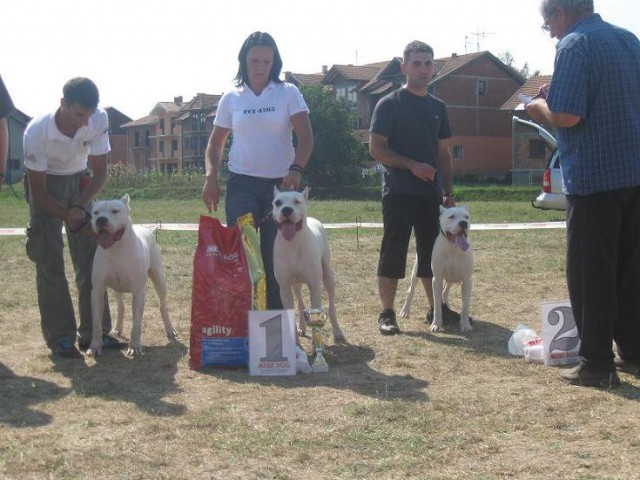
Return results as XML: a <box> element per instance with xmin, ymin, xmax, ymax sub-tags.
<box><xmin>559</xmin><ymin>363</ymin><xmax>621</xmax><ymax>389</ymax></box>
<box><xmin>614</xmin><ymin>356</ymin><xmax>640</xmax><ymax>377</ymax></box>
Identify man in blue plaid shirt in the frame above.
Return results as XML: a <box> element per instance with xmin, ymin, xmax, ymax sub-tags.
<box><xmin>527</xmin><ymin>0</ymin><xmax>640</xmax><ymax>388</ymax></box>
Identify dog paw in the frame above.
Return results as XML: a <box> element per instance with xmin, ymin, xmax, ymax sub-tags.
<box><xmin>429</xmin><ymin>323</ymin><xmax>444</xmax><ymax>333</ymax></box>
<box><xmin>460</xmin><ymin>321</ymin><xmax>474</xmax><ymax>333</ymax></box>
<box><xmin>167</xmin><ymin>329</ymin><xmax>180</xmax><ymax>340</ymax></box>
<box><xmin>333</xmin><ymin>330</ymin><xmax>347</xmax><ymax>344</ymax></box>
<box><xmin>86</xmin><ymin>345</ymin><xmax>102</xmax><ymax>357</ymax></box>
<box><xmin>297</xmin><ymin>328</ymin><xmax>308</xmax><ymax>338</ymax></box>
<box><xmin>110</xmin><ymin>328</ymin><xmax>122</xmax><ymax>337</ymax></box>
<box><xmin>399</xmin><ymin>307</ymin><xmax>410</xmax><ymax>318</ymax></box>
<box><xmin>126</xmin><ymin>346</ymin><xmax>143</xmax><ymax>357</ymax></box>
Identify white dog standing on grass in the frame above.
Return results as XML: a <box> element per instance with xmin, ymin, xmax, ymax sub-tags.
<box><xmin>430</xmin><ymin>205</ymin><xmax>474</xmax><ymax>333</ymax></box>
<box><xmin>88</xmin><ymin>194</ymin><xmax>178</xmax><ymax>356</ymax></box>
<box><xmin>272</xmin><ymin>186</ymin><xmax>345</xmax><ymax>342</ymax></box>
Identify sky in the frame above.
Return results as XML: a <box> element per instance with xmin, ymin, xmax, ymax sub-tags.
<box><xmin>2</xmin><ymin>0</ymin><xmax>639</xmax><ymax>121</ymax></box>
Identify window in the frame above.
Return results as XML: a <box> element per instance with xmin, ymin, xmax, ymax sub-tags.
<box><xmin>477</xmin><ymin>80</ymin><xmax>487</xmax><ymax>96</ymax></box>
<box><xmin>134</xmin><ymin>131</ymin><xmax>140</xmax><ymax>147</ymax></box>
<box><xmin>159</xmin><ymin>118</ymin><xmax>165</xmax><ymax>135</ymax></box>
<box><xmin>453</xmin><ymin>145</ymin><xmax>464</xmax><ymax>159</ymax></box>
<box><xmin>529</xmin><ymin>140</ymin><xmax>546</xmax><ymax>158</ymax></box>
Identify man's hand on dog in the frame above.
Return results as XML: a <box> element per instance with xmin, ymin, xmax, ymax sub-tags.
<box><xmin>66</xmin><ymin>206</ymin><xmax>90</xmax><ymax>233</ymax></box>
<box><xmin>281</xmin><ymin>170</ymin><xmax>301</xmax><ymax>191</ymax></box>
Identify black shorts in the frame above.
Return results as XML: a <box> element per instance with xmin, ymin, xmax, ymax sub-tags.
<box><xmin>377</xmin><ymin>195</ymin><xmax>441</xmax><ymax>279</ymax></box>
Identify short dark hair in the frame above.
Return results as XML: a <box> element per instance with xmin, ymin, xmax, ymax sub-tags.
<box><xmin>63</xmin><ymin>77</ymin><xmax>99</xmax><ymax>109</ymax></box>
<box><xmin>234</xmin><ymin>31</ymin><xmax>284</xmax><ymax>87</ymax></box>
<box><xmin>403</xmin><ymin>41</ymin><xmax>434</xmax><ymax>63</ymax></box>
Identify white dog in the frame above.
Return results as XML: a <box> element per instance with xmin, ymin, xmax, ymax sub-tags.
<box><xmin>272</xmin><ymin>186</ymin><xmax>345</xmax><ymax>342</ymax></box>
<box><xmin>88</xmin><ymin>194</ymin><xmax>178</xmax><ymax>356</ymax></box>
<box><xmin>430</xmin><ymin>205</ymin><xmax>474</xmax><ymax>332</ymax></box>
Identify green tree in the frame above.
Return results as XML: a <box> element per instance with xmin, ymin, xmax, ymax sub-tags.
<box><xmin>498</xmin><ymin>50</ymin><xmax>534</xmax><ymax>78</ymax></box>
<box><xmin>300</xmin><ymin>85</ymin><xmax>367</xmax><ymax>186</ymax></box>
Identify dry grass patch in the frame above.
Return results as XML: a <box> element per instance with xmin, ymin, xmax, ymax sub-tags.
<box><xmin>1</xmin><ymin>228</ymin><xmax>639</xmax><ymax>479</ymax></box>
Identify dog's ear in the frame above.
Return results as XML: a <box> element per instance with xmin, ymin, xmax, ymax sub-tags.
<box><xmin>439</xmin><ymin>205</ymin><xmax>446</xmax><ymax>214</ymax></box>
<box><xmin>302</xmin><ymin>186</ymin><xmax>310</xmax><ymax>200</ymax></box>
<box><xmin>121</xmin><ymin>194</ymin><xmax>131</xmax><ymax>212</ymax></box>
<box><xmin>273</xmin><ymin>185</ymin><xmax>280</xmax><ymax>196</ymax></box>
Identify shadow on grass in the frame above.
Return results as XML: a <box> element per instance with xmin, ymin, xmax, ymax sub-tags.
<box><xmin>50</xmin><ymin>339</ymin><xmax>188</xmax><ymax>416</ymax></box>
<box><xmin>403</xmin><ymin>319</ymin><xmax>640</xmax><ymax>401</ymax></box>
<box><xmin>0</xmin><ymin>362</ymin><xmax>70</xmax><ymax>427</ymax></box>
<box><xmin>196</xmin><ymin>342</ymin><xmax>429</xmax><ymax>402</ymax></box>
<box><xmin>401</xmin><ymin>317</ymin><xmax>515</xmax><ymax>358</ymax></box>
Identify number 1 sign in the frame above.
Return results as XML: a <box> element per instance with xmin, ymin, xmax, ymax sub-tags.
<box><xmin>249</xmin><ymin>310</ymin><xmax>297</xmax><ymax>376</ymax></box>
<box><xmin>541</xmin><ymin>301</ymin><xmax>581</xmax><ymax>366</ymax></box>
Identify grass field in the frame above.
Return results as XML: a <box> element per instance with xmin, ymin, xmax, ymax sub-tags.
<box><xmin>1</xmin><ymin>185</ymin><xmax>638</xmax><ymax>479</ymax></box>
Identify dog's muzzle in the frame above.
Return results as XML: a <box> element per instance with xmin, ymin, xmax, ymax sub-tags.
<box><xmin>276</xmin><ymin>207</ymin><xmax>303</xmax><ymax>241</ymax></box>
<box><xmin>95</xmin><ymin>217</ymin><xmax>125</xmax><ymax>249</ymax></box>
<box><xmin>444</xmin><ymin>222</ymin><xmax>470</xmax><ymax>251</ymax></box>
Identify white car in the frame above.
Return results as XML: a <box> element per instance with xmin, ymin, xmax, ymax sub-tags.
<box><xmin>512</xmin><ymin>117</ymin><xmax>567</xmax><ymax>211</ymax></box>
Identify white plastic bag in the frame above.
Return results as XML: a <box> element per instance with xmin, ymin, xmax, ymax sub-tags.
<box><xmin>524</xmin><ymin>343</ymin><xmax>545</xmax><ymax>364</ymax></box>
<box><xmin>508</xmin><ymin>324</ymin><xmax>542</xmax><ymax>356</ymax></box>
<box><xmin>295</xmin><ymin>346</ymin><xmax>312</xmax><ymax>374</ymax></box>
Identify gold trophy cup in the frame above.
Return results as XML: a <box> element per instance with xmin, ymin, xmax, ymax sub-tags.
<box><xmin>304</xmin><ymin>308</ymin><xmax>329</xmax><ymax>373</ymax></box>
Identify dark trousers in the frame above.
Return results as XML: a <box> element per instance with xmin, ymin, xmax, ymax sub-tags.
<box><xmin>566</xmin><ymin>186</ymin><xmax>640</xmax><ymax>369</ymax></box>
<box><xmin>225</xmin><ymin>172</ymin><xmax>283</xmax><ymax>310</ymax></box>
<box><xmin>26</xmin><ymin>172</ymin><xmax>112</xmax><ymax>349</ymax></box>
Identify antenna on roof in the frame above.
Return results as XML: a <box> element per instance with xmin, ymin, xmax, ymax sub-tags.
<box><xmin>468</xmin><ymin>28</ymin><xmax>495</xmax><ymax>52</ymax></box>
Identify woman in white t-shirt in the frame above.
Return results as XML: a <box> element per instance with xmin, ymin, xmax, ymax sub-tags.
<box><xmin>202</xmin><ymin>31</ymin><xmax>314</xmax><ymax>309</ymax></box>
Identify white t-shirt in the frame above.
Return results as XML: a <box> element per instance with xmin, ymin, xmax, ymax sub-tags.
<box><xmin>23</xmin><ymin>107</ymin><xmax>110</xmax><ymax>175</ymax></box>
<box><xmin>214</xmin><ymin>81</ymin><xmax>309</xmax><ymax>178</ymax></box>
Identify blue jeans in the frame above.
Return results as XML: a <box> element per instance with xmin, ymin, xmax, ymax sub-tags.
<box><xmin>225</xmin><ymin>173</ymin><xmax>283</xmax><ymax>309</ymax></box>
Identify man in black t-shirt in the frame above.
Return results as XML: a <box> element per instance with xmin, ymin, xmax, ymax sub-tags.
<box><xmin>369</xmin><ymin>40</ymin><xmax>455</xmax><ymax>335</ymax></box>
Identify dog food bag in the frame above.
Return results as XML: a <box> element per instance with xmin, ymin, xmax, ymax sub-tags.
<box><xmin>190</xmin><ymin>215</ymin><xmax>264</xmax><ymax>369</ymax></box>
<box><xmin>237</xmin><ymin>213</ymin><xmax>266</xmax><ymax>311</ymax></box>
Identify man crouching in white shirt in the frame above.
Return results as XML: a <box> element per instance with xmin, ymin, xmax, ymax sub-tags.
<box><xmin>24</xmin><ymin>77</ymin><xmax>126</xmax><ymax>359</ymax></box>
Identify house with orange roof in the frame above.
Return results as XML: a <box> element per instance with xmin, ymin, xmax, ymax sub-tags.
<box><xmin>312</xmin><ymin>51</ymin><xmax>526</xmax><ymax>180</ymax></box>
<box><xmin>501</xmin><ymin>74</ymin><xmax>555</xmax><ymax>185</ymax></box>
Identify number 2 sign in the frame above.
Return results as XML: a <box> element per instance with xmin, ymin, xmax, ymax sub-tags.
<box><xmin>249</xmin><ymin>310</ymin><xmax>297</xmax><ymax>376</ymax></box>
<box><xmin>541</xmin><ymin>301</ymin><xmax>581</xmax><ymax>366</ymax></box>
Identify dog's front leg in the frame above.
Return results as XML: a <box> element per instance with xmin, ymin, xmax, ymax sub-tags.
<box><xmin>128</xmin><ymin>290</ymin><xmax>146</xmax><ymax>356</ymax></box>
<box><xmin>87</xmin><ymin>286</ymin><xmax>106</xmax><ymax>356</ymax></box>
<box><xmin>460</xmin><ymin>277</ymin><xmax>474</xmax><ymax>332</ymax></box>
<box><xmin>430</xmin><ymin>276</ymin><xmax>445</xmax><ymax>332</ymax></box>
<box><xmin>111</xmin><ymin>291</ymin><xmax>125</xmax><ymax>337</ymax></box>
<box><xmin>292</xmin><ymin>283</ymin><xmax>307</xmax><ymax>337</ymax></box>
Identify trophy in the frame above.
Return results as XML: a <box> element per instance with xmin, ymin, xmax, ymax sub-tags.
<box><xmin>304</xmin><ymin>308</ymin><xmax>329</xmax><ymax>373</ymax></box>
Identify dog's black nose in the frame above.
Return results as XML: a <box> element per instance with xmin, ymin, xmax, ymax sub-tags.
<box><xmin>459</xmin><ymin>221</ymin><xmax>468</xmax><ymax>230</ymax></box>
<box><xmin>282</xmin><ymin>206</ymin><xmax>293</xmax><ymax>217</ymax></box>
<box><xmin>96</xmin><ymin>217</ymin><xmax>108</xmax><ymax>227</ymax></box>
